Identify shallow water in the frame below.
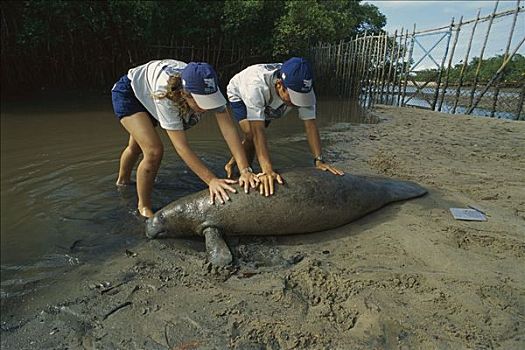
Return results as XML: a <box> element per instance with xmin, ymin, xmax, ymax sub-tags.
<box><xmin>0</xmin><ymin>94</ymin><xmax>370</xmax><ymax>300</ymax></box>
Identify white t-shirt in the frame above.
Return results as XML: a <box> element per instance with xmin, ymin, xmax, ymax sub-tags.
<box><xmin>128</xmin><ymin>59</ymin><xmax>225</xmax><ymax>131</ymax></box>
<box><xmin>227</xmin><ymin>63</ymin><xmax>316</xmax><ymax>121</ymax></box>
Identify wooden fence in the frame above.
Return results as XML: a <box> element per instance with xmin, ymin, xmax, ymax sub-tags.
<box><xmin>144</xmin><ymin>41</ymin><xmax>265</xmax><ymax>91</ymax></box>
<box><xmin>308</xmin><ymin>0</ymin><xmax>525</xmax><ymax>120</ymax></box>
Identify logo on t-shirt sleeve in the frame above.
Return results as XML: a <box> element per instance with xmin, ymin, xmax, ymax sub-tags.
<box><xmin>263</xmin><ymin>63</ymin><xmax>282</xmax><ymax>71</ymax></box>
<box><xmin>162</xmin><ymin>65</ymin><xmax>182</xmax><ymax>76</ymax></box>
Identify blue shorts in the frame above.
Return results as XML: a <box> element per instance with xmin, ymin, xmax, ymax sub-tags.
<box><xmin>111</xmin><ymin>75</ymin><xmax>157</xmax><ymax>126</ymax></box>
<box><xmin>230</xmin><ymin>100</ymin><xmax>271</xmax><ymax>127</ymax></box>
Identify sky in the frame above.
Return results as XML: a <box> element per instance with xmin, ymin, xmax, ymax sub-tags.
<box><xmin>366</xmin><ymin>0</ymin><xmax>524</xmax><ymax>69</ymax></box>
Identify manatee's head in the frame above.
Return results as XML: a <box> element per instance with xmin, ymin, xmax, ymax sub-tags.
<box><xmin>145</xmin><ymin>211</ymin><xmax>169</xmax><ymax>239</ymax></box>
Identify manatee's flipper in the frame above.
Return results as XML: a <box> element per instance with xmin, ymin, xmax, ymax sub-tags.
<box><xmin>204</xmin><ymin>227</ymin><xmax>232</xmax><ymax>266</ymax></box>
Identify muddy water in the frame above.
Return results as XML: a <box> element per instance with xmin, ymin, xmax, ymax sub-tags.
<box><xmin>0</xmin><ymin>94</ymin><xmax>370</xmax><ymax>300</ymax></box>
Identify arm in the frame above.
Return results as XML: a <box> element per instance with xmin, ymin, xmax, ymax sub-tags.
<box><xmin>166</xmin><ymin>129</ymin><xmax>237</xmax><ymax>203</ymax></box>
<box><xmin>304</xmin><ymin>119</ymin><xmax>344</xmax><ymax>176</ymax></box>
<box><xmin>215</xmin><ymin>110</ymin><xmax>259</xmax><ymax>192</ymax></box>
<box><xmin>251</xmin><ymin>120</ymin><xmax>283</xmax><ymax>196</ymax></box>
<box><xmin>251</xmin><ymin>121</ymin><xmax>273</xmax><ymax>174</ymax></box>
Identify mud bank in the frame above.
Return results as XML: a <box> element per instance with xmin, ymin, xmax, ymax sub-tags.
<box><xmin>1</xmin><ymin>105</ymin><xmax>524</xmax><ymax>349</ymax></box>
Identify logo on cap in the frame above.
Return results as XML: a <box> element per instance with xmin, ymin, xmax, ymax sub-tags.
<box><xmin>280</xmin><ymin>57</ymin><xmax>313</xmax><ymax>93</ymax></box>
<box><xmin>203</xmin><ymin>78</ymin><xmax>216</xmax><ymax>93</ymax></box>
<box><xmin>303</xmin><ymin>79</ymin><xmax>312</xmax><ymax>91</ymax></box>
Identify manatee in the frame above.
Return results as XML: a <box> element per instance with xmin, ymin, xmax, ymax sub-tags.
<box><xmin>146</xmin><ymin>168</ymin><xmax>427</xmax><ymax>265</ymax></box>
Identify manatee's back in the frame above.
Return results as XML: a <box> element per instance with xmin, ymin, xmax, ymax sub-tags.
<box><xmin>194</xmin><ymin>168</ymin><xmax>427</xmax><ymax>236</ymax></box>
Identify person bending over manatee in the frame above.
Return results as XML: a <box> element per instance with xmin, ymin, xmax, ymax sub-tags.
<box><xmin>224</xmin><ymin>57</ymin><xmax>344</xmax><ymax>196</ymax></box>
<box><xmin>111</xmin><ymin>59</ymin><xmax>259</xmax><ymax>218</ymax></box>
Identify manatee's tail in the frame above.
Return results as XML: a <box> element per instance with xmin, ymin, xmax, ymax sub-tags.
<box><xmin>364</xmin><ymin>176</ymin><xmax>427</xmax><ymax>202</ymax></box>
<box><xmin>383</xmin><ymin>178</ymin><xmax>427</xmax><ymax>202</ymax></box>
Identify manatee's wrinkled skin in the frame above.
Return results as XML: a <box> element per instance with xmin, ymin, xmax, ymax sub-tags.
<box><xmin>146</xmin><ymin>168</ymin><xmax>427</xmax><ymax>240</ymax></box>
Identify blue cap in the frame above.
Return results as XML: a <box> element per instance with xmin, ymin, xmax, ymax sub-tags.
<box><xmin>181</xmin><ymin>62</ymin><xmax>226</xmax><ymax>109</ymax></box>
<box><xmin>280</xmin><ymin>57</ymin><xmax>316</xmax><ymax>107</ymax></box>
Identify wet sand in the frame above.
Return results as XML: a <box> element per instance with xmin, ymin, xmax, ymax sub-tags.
<box><xmin>1</xmin><ymin>105</ymin><xmax>524</xmax><ymax>349</ymax></box>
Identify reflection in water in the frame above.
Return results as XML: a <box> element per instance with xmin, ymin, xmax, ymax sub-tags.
<box><xmin>0</xmin><ymin>94</ymin><xmax>370</xmax><ymax>299</ymax></box>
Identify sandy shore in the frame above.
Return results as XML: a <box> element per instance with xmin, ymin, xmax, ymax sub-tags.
<box><xmin>1</xmin><ymin>105</ymin><xmax>524</xmax><ymax>349</ymax></box>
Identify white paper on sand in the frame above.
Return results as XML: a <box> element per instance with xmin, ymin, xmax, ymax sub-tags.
<box><xmin>449</xmin><ymin>208</ymin><xmax>487</xmax><ymax>221</ymax></box>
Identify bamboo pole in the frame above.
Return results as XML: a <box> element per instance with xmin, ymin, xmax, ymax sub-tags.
<box><xmin>215</xmin><ymin>36</ymin><xmax>223</xmax><ymax>68</ymax></box>
<box><xmin>411</xmin><ymin>7</ymin><xmax>523</xmax><ymax>36</ymax></box>
<box><xmin>369</xmin><ymin>34</ymin><xmax>380</xmax><ymax>107</ymax></box>
<box><xmin>206</xmin><ymin>37</ymin><xmax>211</xmax><ymax>63</ymax></box>
<box><xmin>345</xmin><ymin>39</ymin><xmax>353</xmax><ymax>97</ymax></box>
<box><xmin>467</xmin><ymin>35</ymin><xmax>525</xmax><ymax>114</ymax></box>
<box><xmin>438</xmin><ymin>16</ymin><xmax>463</xmax><ymax>111</ymax></box>
<box><xmin>340</xmin><ymin>42</ymin><xmax>349</xmax><ymax>96</ymax></box>
<box><xmin>356</xmin><ymin>34</ymin><xmax>367</xmax><ymax>106</ymax></box>
<box><xmin>401</xmin><ymin>24</ymin><xmax>416</xmax><ymax>107</ymax></box>
<box><xmin>361</xmin><ymin>34</ymin><xmax>370</xmax><ymax>103</ymax></box>
<box><xmin>368</xmin><ymin>38</ymin><xmax>381</xmax><ymax>108</ymax></box>
<box><xmin>453</xmin><ymin>9</ymin><xmax>481</xmax><ymax>114</ymax></box>
<box><xmin>431</xmin><ymin>17</ymin><xmax>454</xmax><ymax>110</ymax></box>
<box><xmin>350</xmin><ymin>35</ymin><xmax>362</xmax><ymax>98</ymax></box>
<box><xmin>392</xmin><ymin>28</ymin><xmax>404</xmax><ymax>105</ymax></box>
<box><xmin>238</xmin><ymin>45</ymin><xmax>241</xmax><ymax>67</ymax></box>
<box><xmin>396</xmin><ymin>29</ymin><xmax>408</xmax><ymax>106</ymax></box>
<box><xmin>362</xmin><ymin>35</ymin><xmax>374</xmax><ymax>107</ymax></box>
<box><xmin>376</xmin><ymin>34</ymin><xmax>386</xmax><ymax>104</ymax></box>
<box><xmin>379</xmin><ymin>33</ymin><xmax>389</xmax><ymax>104</ymax></box>
<box><xmin>321</xmin><ymin>43</ymin><xmax>326</xmax><ymax>90</ymax></box>
<box><xmin>385</xmin><ymin>30</ymin><xmax>397</xmax><ymax>105</ymax></box>
<box><xmin>321</xmin><ymin>43</ymin><xmax>327</xmax><ymax>92</ymax></box>
<box><xmin>343</xmin><ymin>42</ymin><xmax>351</xmax><ymax>96</ymax></box>
<box><xmin>467</xmin><ymin>1</ymin><xmax>498</xmax><ymax>111</ymax></box>
<box><xmin>516</xmin><ymin>85</ymin><xmax>525</xmax><ymax>120</ymax></box>
<box><xmin>337</xmin><ymin>40</ymin><xmax>343</xmax><ymax>95</ymax></box>
<box><xmin>490</xmin><ymin>0</ymin><xmax>520</xmax><ymax>118</ymax></box>
<box><xmin>345</xmin><ymin>41</ymin><xmax>353</xmax><ymax>97</ymax></box>
<box><xmin>369</xmin><ymin>35</ymin><xmax>379</xmax><ymax>107</ymax></box>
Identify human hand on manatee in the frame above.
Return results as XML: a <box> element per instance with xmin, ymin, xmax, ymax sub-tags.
<box><xmin>208</xmin><ymin>178</ymin><xmax>237</xmax><ymax>204</ymax></box>
<box><xmin>315</xmin><ymin>161</ymin><xmax>345</xmax><ymax>176</ymax></box>
<box><xmin>238</xmin><ymin>170</ymin><xmax>260</xmax><ymax>193</ymax></box>
<box><xmin>256</xmin><ymin>170</ymin><xmax>284</xmax><ymax>196</ymax></box>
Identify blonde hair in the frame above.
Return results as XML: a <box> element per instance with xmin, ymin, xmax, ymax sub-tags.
<box><xmin>153</xmin><ymin>74</ymin><xmax>191</xmax><ymax>116</ymax></box>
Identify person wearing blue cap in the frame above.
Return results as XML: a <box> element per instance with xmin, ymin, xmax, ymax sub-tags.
<box><xmin>225</xmin><ymin>57</ymin><xmax>344</xmax><ymax>196</ymax></box>
<box><xmin>111</xmin><ymin>59</ymin><xmax>259</xmax><ymax>218</ymax></box>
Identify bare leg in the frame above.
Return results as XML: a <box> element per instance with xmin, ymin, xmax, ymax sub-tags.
<box><xmin>204</xmin><ymin>227</ymin><xmax>232</xmax><ymax>266</ymax></box>
<box><xmin>116</xmin><ymin>135</ymin><xmax>142</xmax><ymax>185</ymax></box>
<box><xmin>224</xmin><ymin>120</ymin><xmax>255</xmax><ymax>178</ymax></box>
<box><xmin>120</xmin><ymin>112</ymin><xmax>163</xmax><ymax>218</ymax></box>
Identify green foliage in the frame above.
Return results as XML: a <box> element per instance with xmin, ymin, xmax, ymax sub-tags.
<box><xmin>414</xmin><ymin>54</ymin><xmax>525</xmax><ymax>87</ymax></box>
<box><xmin>273</xmin><ymin>0</ymin><xmax>385</xmax><ymax>55</ymax></box>
<box><xmin>222</xmin><ymin>0</ymin><xmax>284</xmax><ymax>53</ymax></box>
<box><xmin>0</xmin><ymin>0</ymin><xmax>386</xmax><ymax>93</ymax></box>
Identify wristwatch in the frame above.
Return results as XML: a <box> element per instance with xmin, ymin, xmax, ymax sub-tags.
<box><xmin>313</xmin><ymin>155</ymin><xmax>324</xmax><ymax>165</ymax></box>
<box><xmin>240</xmin><ymin>166</ymin><xmax>253</xmax><ymax>174</ymax></box>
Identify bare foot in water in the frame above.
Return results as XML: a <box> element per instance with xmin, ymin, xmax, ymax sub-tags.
<box><xmin>224</xmin><ymin>158</ymin><xmax>236</xmax><ymax>179</ymax></box>
<box><xmin>138</xmin><ymin>207</ymin><xmax>154</xmax><ymax>219</ymax></box>
<box><xmin>116</xmin><ymin>178</ymin><xmax>134</xmax><ymax>187</ymax></box>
